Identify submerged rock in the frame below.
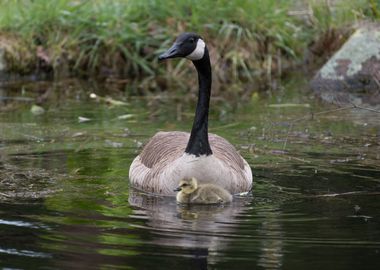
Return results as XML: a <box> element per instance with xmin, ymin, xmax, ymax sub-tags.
<box><xmin>310</xmin><ymin>24</ymin><xmax>380</xmax><ymax>106</ymax></box>
<box><xmin>0</xmin><ymin>163</ymin><xmax>61</xmax><ymax>202</ymax></box>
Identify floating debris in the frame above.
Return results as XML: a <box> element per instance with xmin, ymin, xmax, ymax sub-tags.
<box><xmin>268</xmin><ymin>103</ymin><xmax>311</xmax><ymax>108</ymax></box>
<box><xmin>72</xmin><ymin>132</ymin><xmax>87</xmax><ymax>138</ymax></box>
<box><xmin>316</xmin><ymin>191</ymin><xmax>380</xmax><ymax>197</ymax></box>
<box><xmin>354</xmin><ymin>204</ymin><xmax>361</xmax><ymax>214</ymax></box>
<box><xmin>347</xmin><ymin>215</ymin><xmax>373</xmax><ymax>221</ymax></box>
<box><xmin>105</xmin><ymin>97</ymin><xmax>128</xmax><ymax>106</ymax></box>
<box><xmin>270</xmin><ymin>149</ymin><xmax>289</xmax><ymax>155</ymax></box>
<box><xmin>89</xmin><ymin>92</ymin><xmax>128</xmax><ymax>106</ymax></box>
<box><xmin>330</xmin><ymin>158</ymin><xmax>351</xmax><ymax>164</ymax></box>
<box><xmin>30</xmin><ymin>104</ymin><xmax>45</xmax><ymax>115</ymax></box>
<box><xmin>117</xmin><ymin>114</ymin><xmax>134</xmax><ymax>120</ymax></box>
<box><xmin>123</xmin><ymin>128</ymin><xmax>131</xmax><ymax>137</ymax></box>
<box><xmin>78</xmin><ymin>116</ymin><xmax>91</xmax><ymax>123</ymax></box>
<box><xmin>105</xmin><ymin>140</ymin><xmax>124</xmax><ymax>148</ymax></box>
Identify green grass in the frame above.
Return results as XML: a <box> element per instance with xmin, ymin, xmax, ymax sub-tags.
<box><xmin>0</xmin><ymin>0</ymin><xmax>378</xmax><ymax>91</ymax></box>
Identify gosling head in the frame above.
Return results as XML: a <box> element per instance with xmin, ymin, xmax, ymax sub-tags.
<box><xmin>158</xmin><ymin>32</ymin><xmax>206</xmax><ymax>61</ymax></box>
<box><xmin>174</xmin><ymin>177</ymin><xmax>198</xmax><ymax>194</ymax></box>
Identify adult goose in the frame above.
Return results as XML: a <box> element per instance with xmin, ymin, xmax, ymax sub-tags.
<box><xmin>129</xmin><ymin>32</ymin><xmax>252</xmax><ymax>195</ymax></box>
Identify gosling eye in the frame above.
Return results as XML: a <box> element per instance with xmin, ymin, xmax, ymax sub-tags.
<box><xmin>181</xmin><ymin>183</ymin><xmax>188</xmax><ymax>187</ymax></box>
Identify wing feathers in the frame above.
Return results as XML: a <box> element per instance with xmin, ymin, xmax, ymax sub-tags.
<box><xmin>139</xmin><ymin>131</ymin><xmax>245</xmax><ymax>171</ymax></box>
<box><xmin>130</xmin><ymin>131</ymin><xmax>252</xmax><ymax>194</ymax></box>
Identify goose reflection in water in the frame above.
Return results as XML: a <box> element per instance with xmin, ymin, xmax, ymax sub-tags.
<box><xmin>128</xmin><ymin>189</ymin><xmax>284</xmax><ymax>269</ymax></box>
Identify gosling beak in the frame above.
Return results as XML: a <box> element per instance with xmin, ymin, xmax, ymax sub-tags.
<box><xmin>158</xmin><ymin>43</ymin><xmax>181</xmax><ymax>60</ymax></box>
<box><xmin>173</xmin><ymin>187</ymin><xmax>182</xmax><ymax>192</ymax></box>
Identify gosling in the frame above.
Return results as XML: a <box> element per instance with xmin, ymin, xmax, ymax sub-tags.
<box><xmin>174</xmin><ymin>177</ymin><xmax>233</xmax><ymax>204</ymax></box>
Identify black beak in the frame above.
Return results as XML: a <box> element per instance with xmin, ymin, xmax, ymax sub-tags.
<box><xmin>173</xmin><ymin>187</ymin><xmax>182</xmax><ymax>192</ymax></box>
<box><xmin>158</xmin><ymin>43</ymin><xmax>181</xmax><ymax>60</ymax></box>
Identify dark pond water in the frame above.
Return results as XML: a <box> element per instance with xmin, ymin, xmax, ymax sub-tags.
<box><xmin>1</xmin><ymin>78</ymin><xmax>380</xmax><ymax>269</ymax></box>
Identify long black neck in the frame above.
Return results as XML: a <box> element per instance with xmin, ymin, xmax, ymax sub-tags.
<box><xmin>185</xmin><ymin>48</ymin><xmax>213</xmax><ymax>156</ymax></box>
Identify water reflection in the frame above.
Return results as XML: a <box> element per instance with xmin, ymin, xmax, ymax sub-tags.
<box><xmin>257</xmin><ymin>208</ymin><xmax>284</xmax><ymax>269</ymax></box>
<box><xmin>128</xmin><ymin>189</ymin><xmax>284</xmax><ymax>269</ymax></box>
<box><xmin>1</xmin><ymin>78</ymin><xmax>380</xmax><ymax>269</ymax></box>
<box><xmin>129</xmin><ymin>189</ymin><xmax>246</xmax><ymax>267</ymax></box>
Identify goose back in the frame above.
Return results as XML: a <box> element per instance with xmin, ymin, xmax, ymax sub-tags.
<box><xmin>129</xmin><ymin>131</ymin><xmax>252</xmax><ymax>195</ymax></box>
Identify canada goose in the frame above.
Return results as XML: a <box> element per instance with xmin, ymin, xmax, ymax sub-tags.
<box><xmin>175</xmin><ymin>177</ymin><xmax>232</xmax><ymax>204</ymax></box>
<box><xmin>129</xmin><ymin>32</ymin><xmax>252</xmax><ymax>195</ymax></box>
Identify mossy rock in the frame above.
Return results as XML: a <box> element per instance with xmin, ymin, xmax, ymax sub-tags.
<box><xmin>310</xmin><ymin>23</ymin><xmax>380</xmax><ymax>107</ymax></box>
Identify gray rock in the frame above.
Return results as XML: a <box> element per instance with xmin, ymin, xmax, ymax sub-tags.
<box><xmin>310</xmin><ymin>24</ymin><xmax>380</xmax><ymax>106</ymax></box>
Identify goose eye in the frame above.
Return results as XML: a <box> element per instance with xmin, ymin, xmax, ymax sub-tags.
<box><xmin>189</xmin><ymin>38</ymin><xmax>195</xmax><ymax>43</ymax></box>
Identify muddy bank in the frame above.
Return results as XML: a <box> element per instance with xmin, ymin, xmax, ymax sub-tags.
<box><xmin>0</xmin><ymin>0</ymin><xmax>369</xmax><ymax>92</ymax></box>
<box><xmin>0</xmin><ymin>29</ymin><xmax>348</xmax><ymax>96</ymax></box>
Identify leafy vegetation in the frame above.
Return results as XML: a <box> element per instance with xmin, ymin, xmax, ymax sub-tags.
<box><xmin>0</xmin><ymin>0</ymin><xmax>378</xmax><ymax>91</ymax></box>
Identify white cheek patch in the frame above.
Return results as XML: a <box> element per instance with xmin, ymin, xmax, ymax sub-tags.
<box><xmin>186</xmin><ymin>39</ymin><xmax>205</xmax><ymax>61</ymax></box>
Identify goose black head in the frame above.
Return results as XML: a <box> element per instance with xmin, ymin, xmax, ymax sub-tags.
<box><xmin>159</xmin><ymin>32</ymin><xmax>206</xmax><ymax>61</ymax></box>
